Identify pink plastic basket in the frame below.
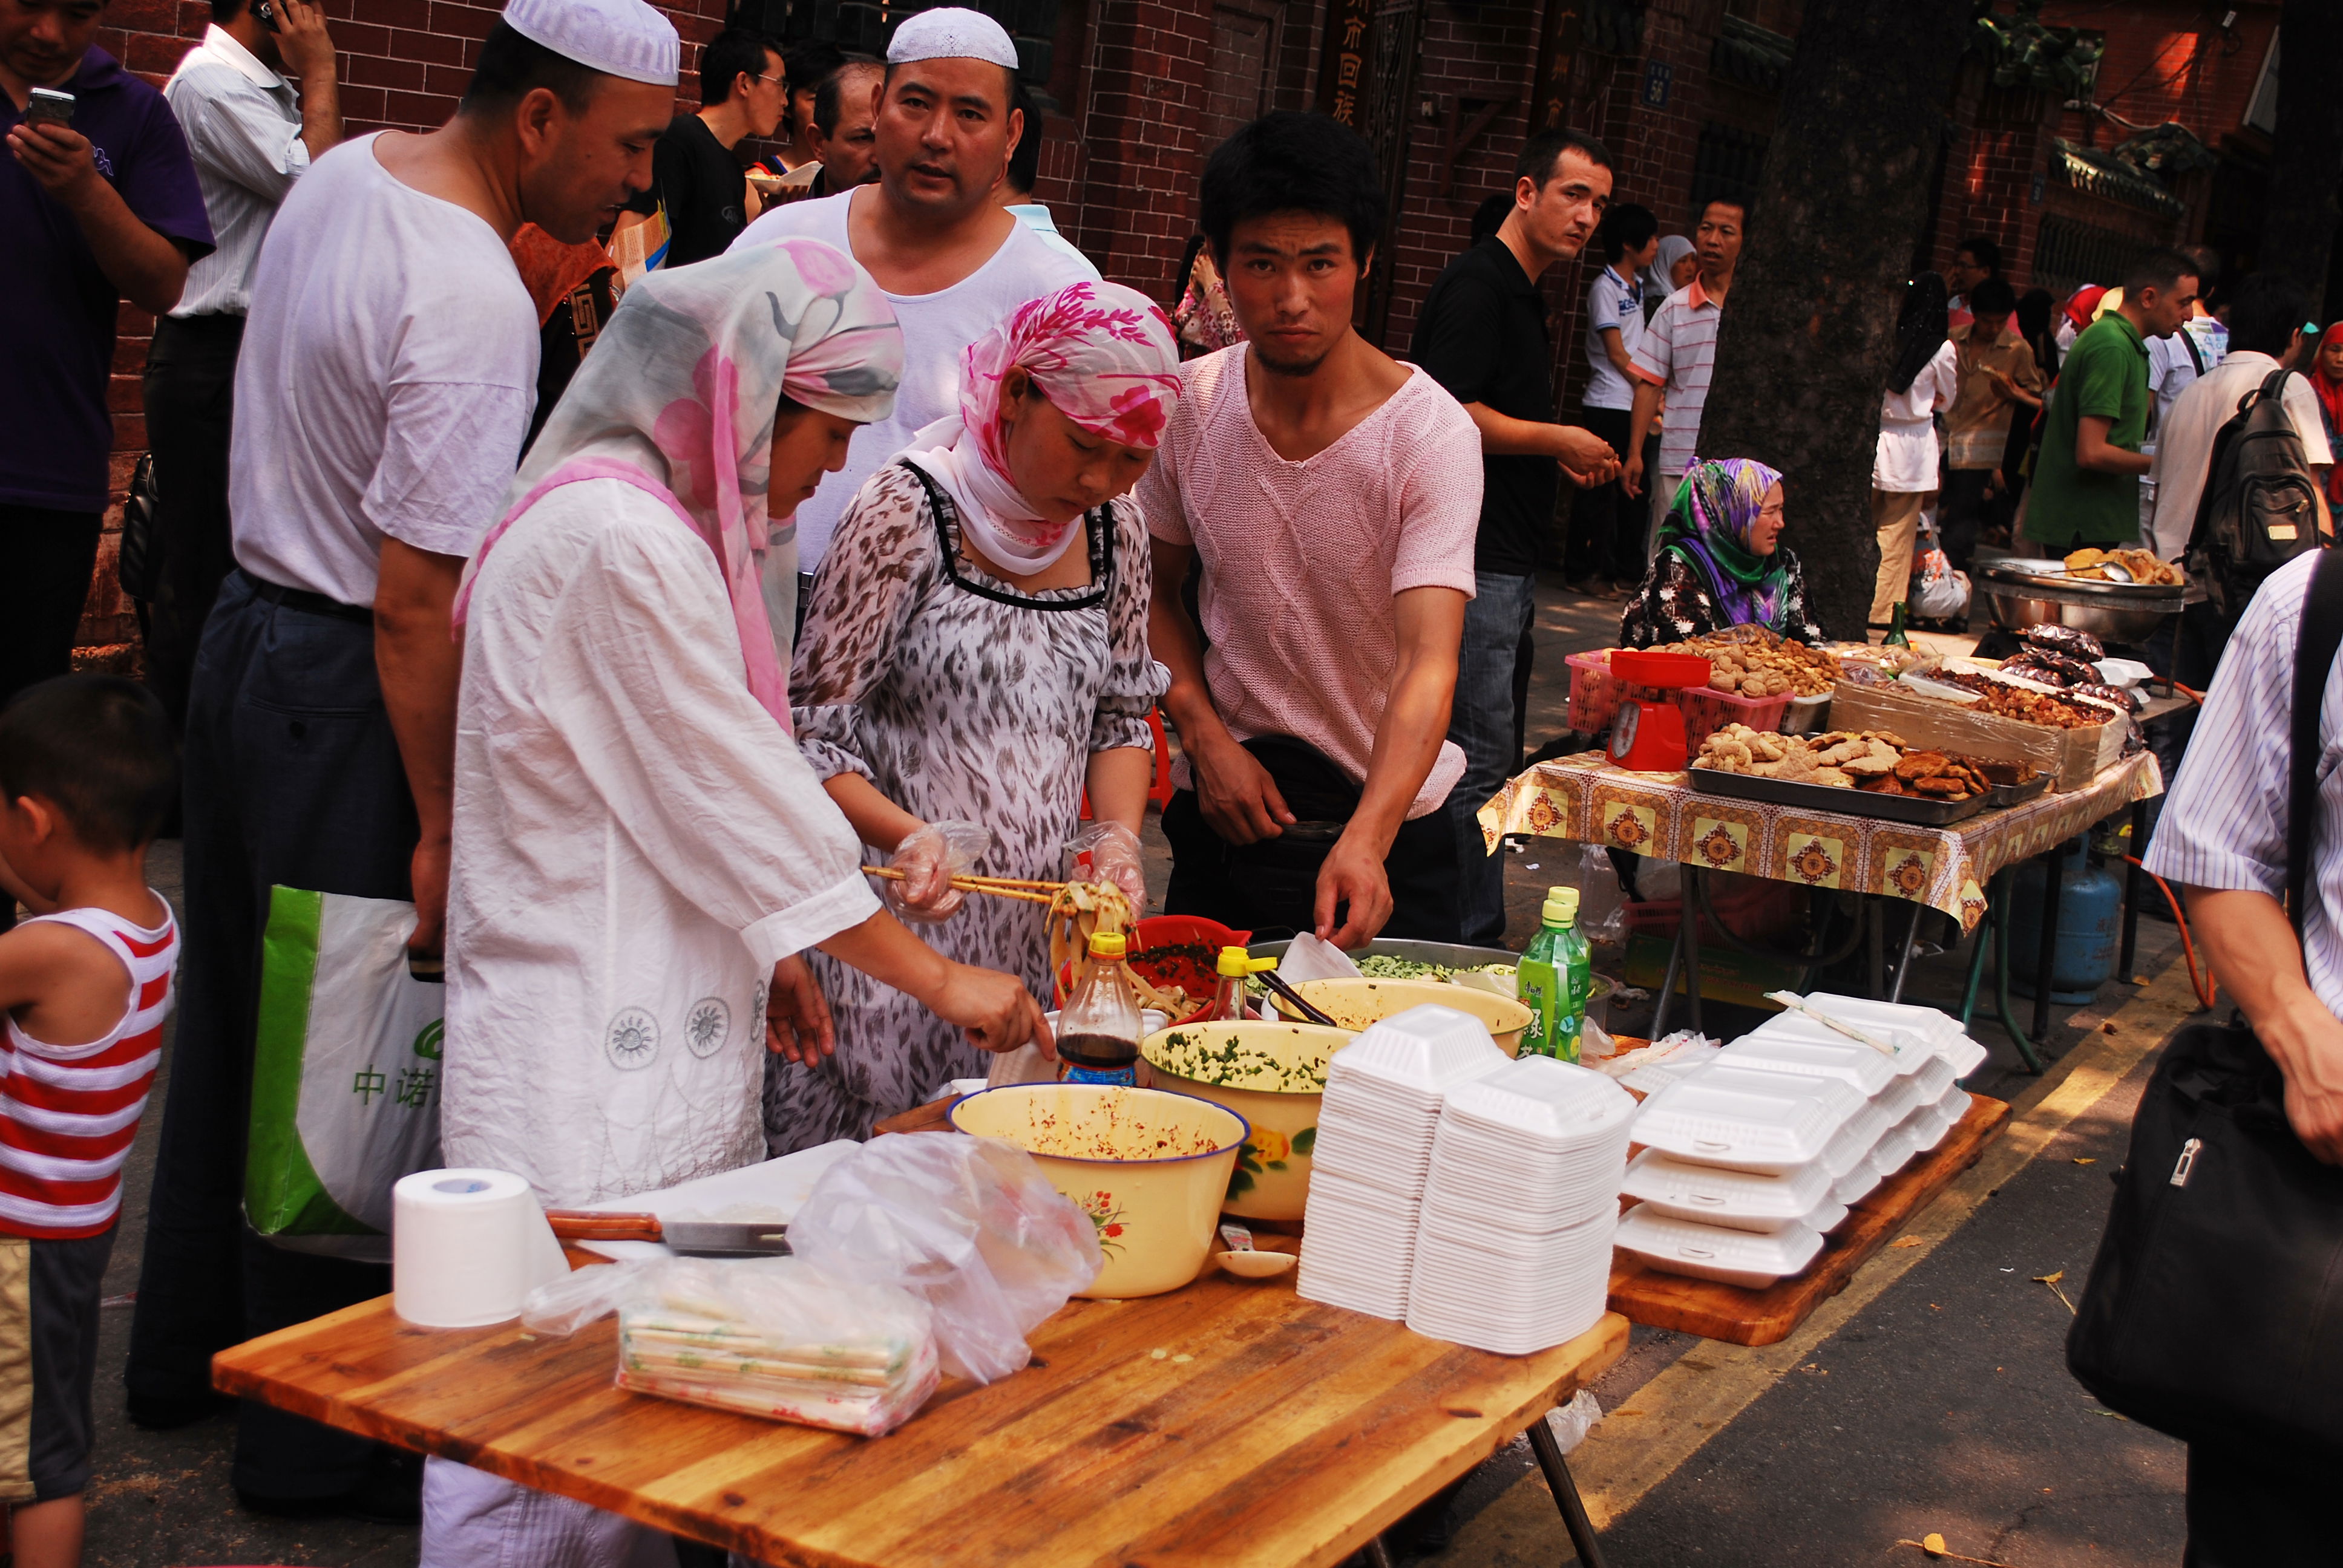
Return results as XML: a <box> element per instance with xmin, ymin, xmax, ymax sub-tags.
<box><xmin>1671</xmin><ymin>684</ymin><xmax>1793</xmax><ymax>752</ymax></box>
<box><xmin>1567</xmin><ymin>650</ymin><xmax>1624</xmax><ymax>733</ymax></box>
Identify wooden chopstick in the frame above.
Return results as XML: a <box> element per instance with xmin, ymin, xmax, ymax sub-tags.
<box><xmin>860</xmin><ymin>867</ymin><xmax>1058</xmax><ymax>904</ymax></box>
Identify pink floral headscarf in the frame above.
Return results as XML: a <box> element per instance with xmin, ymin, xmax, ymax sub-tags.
<box><xmin>899</xmin><ymin>281</ymin><xmax>1182</xmax><ymax>573</ymax></box>
<box><xmin>456</xmin><ymin>238</ymin><xmax>901</xmax><ymax>730</ymax></box>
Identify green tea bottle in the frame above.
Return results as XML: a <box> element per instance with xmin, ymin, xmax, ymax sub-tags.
<box><xmin>1518</xmin><ymin>887</ymin><xmax>1590</xmax><ymax>1063</ymax></box>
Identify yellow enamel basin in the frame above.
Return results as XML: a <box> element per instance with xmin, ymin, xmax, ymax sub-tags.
<box><xmin>1273</xmin><ymin>978</ymin><xmax>1533</xmax><ymax>1056</ymax></box>
<box><xmin>1140</xmin><ymin>1021</ymin><xmax>1355</xmax><ymax>1223</ymax></box>
<box><xmin>948</xmin><ymin>1084</ymin><xmax>1248</xmax><ymax>1298</ymax></box>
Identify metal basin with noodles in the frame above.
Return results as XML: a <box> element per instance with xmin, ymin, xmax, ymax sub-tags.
<box><xmin>1974</xmin><ymin>559</ymin><xmax>2181</xmax><ymax>645</ymax></box>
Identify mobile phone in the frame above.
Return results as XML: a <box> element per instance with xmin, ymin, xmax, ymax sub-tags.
<box><xmin>25</xmin><ymin>88</ymin><xmax>74</xmax><ymax>127</ymax></box>
<box><xmin>254</xmin><ymin>0</ymin><xmax>280</xmax><ymax>31</ymax></box>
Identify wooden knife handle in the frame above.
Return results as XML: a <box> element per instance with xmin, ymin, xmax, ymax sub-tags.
<box><xmin>545</xmin><ymin>1209</ymin><xmax>663</xmax><ymax>1242</ymax></box>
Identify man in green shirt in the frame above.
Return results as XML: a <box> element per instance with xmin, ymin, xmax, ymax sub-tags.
<box><xmin>2025</xmin><ymin>247</ymin><xmax>2201</xmax><ymax>551</ymax></box>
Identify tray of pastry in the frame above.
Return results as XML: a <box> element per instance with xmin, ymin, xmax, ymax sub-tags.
<box><xmin>1689</xmin><ymin>726</ymin><xmax>1996</xmax><ymax>826</ymax></box>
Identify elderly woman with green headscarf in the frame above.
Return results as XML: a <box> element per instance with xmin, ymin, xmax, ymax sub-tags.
<box><xmin>1619</xmin><ymin>457</ymin><xmax>1825</xmax><ymax>648</ymax></box>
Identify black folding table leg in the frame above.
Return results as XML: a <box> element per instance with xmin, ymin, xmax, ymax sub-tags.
<box><xmin>1527</xmin><ymin>1412</ymin><xmax>1610</xmax><ymax>1567</ymax></box>
<box><xmin>1362</xmin><ymin>1535</ymin><xmax>1395</xmax><ymax>1568</ymax></box>
<box><xmin>1680</xmin><ymin>866</ymin><xmax>1703</xmax><ymax>1036</ymax></box>
<box><xmin>2031</xmin><ymin>846</ymin><xmax>2064</xmax><ymax>1045</ymax></box>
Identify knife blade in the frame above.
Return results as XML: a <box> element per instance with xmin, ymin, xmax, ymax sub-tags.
<box><xmin>545</xmin><ymin>1210</ymin><xmax>791</xmax><ymax>1256</ymax></box>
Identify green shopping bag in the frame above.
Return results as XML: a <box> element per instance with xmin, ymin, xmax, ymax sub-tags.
<box><xmin>244</xmin><ymin>886</ymin><xmax>445</xmax><ymax>1260</ymax></box>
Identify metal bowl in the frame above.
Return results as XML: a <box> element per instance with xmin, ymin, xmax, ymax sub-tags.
<box><xmin>1974</xmin><ymin>560</ymin><xmax>2181</xmax><ymax>646</ymax></box>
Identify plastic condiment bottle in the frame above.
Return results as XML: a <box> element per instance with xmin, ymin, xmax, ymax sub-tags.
<box><xmin>1058</xmin><ymin>932</ymin><xmax>1144</xmax><ymax>1085</ymax></box>
<box><xmin>1204</xmin><ymin>946</ymin><xmax>1278</xmax><ymax>1022</ymax></box>
<box><xmin>1519</xmin><ymin>887</ymin><xmax>1592</xmax><ymax>1063</ymax></box>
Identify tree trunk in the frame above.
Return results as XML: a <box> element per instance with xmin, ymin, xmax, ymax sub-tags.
<box><xmin>1693</xmin><ymin>0</ymin><xmax>1976</xmax><ymax>638</ymax></box>
<box><xmin>2260</xmin><ymin>0</ymin><xmax>2343</xmax><ymax>310</ymax></box>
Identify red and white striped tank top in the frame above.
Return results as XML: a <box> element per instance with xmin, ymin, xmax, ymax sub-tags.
<box><xmin>0</xmin><ymin>900</ymin><xmax>178</xmax><ymax>1239</ymax></box>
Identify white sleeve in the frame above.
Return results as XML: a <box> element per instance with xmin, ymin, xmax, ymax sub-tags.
<box><xmin>1630</xmin><ymin>299</ymin><xmax>1673</xmax><ymax>383</ymax></box>
<box><xmin>2284</xmin><ymin>377</ymin><xmax>2335</xmax><ymax>467</ymax></box>
<box><xmin>364</xmin><ymin>277</ymin><xmax>539</xmax><ymax>559</ymax></box>
<box><xmin>2142</xmin><ymin>558</ymin><xmax>2316</xmax><ymax>898</ymax></box>
<box><xmin>177</xmin><ymin>75</ymin><xmax>308</xmax><ymax>201</ymax></box>
<box><xmin>537</xmin><ymin>517</ymin><xmax>882</xmax><ymax>966</ymax></box>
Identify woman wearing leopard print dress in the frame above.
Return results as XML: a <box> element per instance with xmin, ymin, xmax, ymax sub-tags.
<box><xmin>768</xmin><ymin>282</ymin><xmax>1184</xmax><ymax>1151</ymax></box>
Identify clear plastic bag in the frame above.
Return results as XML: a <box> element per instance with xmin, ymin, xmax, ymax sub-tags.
<box><xmin>885</xmin><ymin>820</ymin><xmax>991</xmax><ymax>925</ymax></box>
<box><xmin>787</xmin><ymin>1134</ymin><xmax>1101</xmax><ymax>1384</ymax></box>
<box><xmin>1065</xmin><ymin>820</ymin><xmax>1147</xmax><ymax>911</ymax></box>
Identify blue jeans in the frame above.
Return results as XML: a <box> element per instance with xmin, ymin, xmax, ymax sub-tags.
<box><xmin>1447</xmin><ymin>570</ymin><xmax>1538</xmax><ymax>946</ymax></box>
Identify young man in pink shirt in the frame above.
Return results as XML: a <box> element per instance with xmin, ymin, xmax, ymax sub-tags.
<box><xmin>1141</xmin><ymin>111</ymin><xmax>1481</xmax><ymax>947</ymax></box>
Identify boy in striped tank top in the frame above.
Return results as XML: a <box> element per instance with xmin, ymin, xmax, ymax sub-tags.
<box><xmin>0</xmin><ymin>677</ymin><xmax>178</xmax><ymax>1567</ymax></box>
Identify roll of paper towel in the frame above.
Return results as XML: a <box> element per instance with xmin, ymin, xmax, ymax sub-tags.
<box><xmin>392</xmin><ymin>1168</ymin><xmax>569</xmax><ymax>1328</ymax></box>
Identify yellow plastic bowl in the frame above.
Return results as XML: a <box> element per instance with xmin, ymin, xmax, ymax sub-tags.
<box><xmin>948</xmin><ymin>1084</ymin><xmax>1248</xmax><ymax>1298</ymax></box>
<box><xmin>1141</xmin><ymin>1021</ymin><xmax>1355</xmax><ymax>1223</ymax></box>
<box><xmin>1274</xmin><ymin>978</ymin><xmax>1535</xmax><ymax>1057</ymax></box>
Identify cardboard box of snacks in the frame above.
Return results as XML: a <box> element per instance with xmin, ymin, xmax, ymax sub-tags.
<box><xmin>1829</xmin><ymin>679</ymin><xmax>2125</xmax><ymax>792</ymax></box>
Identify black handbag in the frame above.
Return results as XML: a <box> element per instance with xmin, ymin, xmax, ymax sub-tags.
<box><xmin>118</xmin><ymin>449</ymin><xmax>160</xmax><ymax>603</ymax></box>
<box><xmin>2066</xmin><ymin>547</ymin><xmax>2343</xmax><ymax>1461</ymax></box>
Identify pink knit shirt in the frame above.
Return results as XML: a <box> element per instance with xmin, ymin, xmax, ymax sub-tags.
<box><xmin>1138</xmin><ymin>346</ymin><xmax>1483</xmax><ymax>819</ymax></box>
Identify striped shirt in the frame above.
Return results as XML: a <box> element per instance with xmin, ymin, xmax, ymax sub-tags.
<box><xmin>1630</xmin><ymin>279</ymin><xmax>1723</xmax><ymax>491</ymax></box>
<box><xmin>0</xmin><ymin>902</ymin><xmax>178</xmax><ymax>1238</ymax></box>
<box><xmin>2142</xmin><ymin>552</ymin><xmax>2343</xmax><ymax>1018</ymax></box>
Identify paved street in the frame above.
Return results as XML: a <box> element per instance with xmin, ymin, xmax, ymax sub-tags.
<box><xmin>75</xmin><ymin>577</ymin><xmax>2195</xmax><ymax>1566</ymax></box>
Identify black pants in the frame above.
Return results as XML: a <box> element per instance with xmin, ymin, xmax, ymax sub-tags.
<box><xmin>1161</xmin><ymin>736</ymin><xmax>1460</xmax><ymax>943</ymax></box>
<box><xmin>2184</xmin><ymin>1443</ymin><xmax>2325</xmax><ymax>1565</ymax></box>
<box><xmin>1564</xmin><ymin>406</ymin><xmax>1642</xmax><ymax>584</ymax></box>
<box><xmin>0</xmin><ymin>504</ymin><xmax>102</xmax><ymax>710</ymax></box>
<box><xmin>140</xmin><ymin>312</ymin><xmax>245</xmax><ymax>734</ymax></box>
<box><xmin>1936</xmin><ymin>467</ymin><xmax>1994</xmax><ymax>575</ymax></box>
<box><xmin>126</xmin><ymin>571</ymin><xmax>416</xmax><ymax>1501</ymax></box>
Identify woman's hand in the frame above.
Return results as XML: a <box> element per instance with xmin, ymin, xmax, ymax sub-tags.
<box><xmin>883</xmin><ymin>820</ymin><xmax>990</xmax><ymax>924</ymax></box>
<box><xmin>765</xmin><ymin>955</ymin><xmax>836</xmax><ymax>1065</ymax></box>
<box><xmin>1071</xmin><ymin>820</ymin><xmax>1149</xmax><ymax>910</ymax></box>
<box><xmin>929</xmin><ymin>963</ymin><xmax>1055</xmax><ymax>1057</ymax></box>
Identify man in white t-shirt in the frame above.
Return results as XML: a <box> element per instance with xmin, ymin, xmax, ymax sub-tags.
<box><xmin>126</xmin><ymin>0</ymin><xmax>676</xmax><ymax>1521</ymax></box>
<box><xmin>1625</xmin><ymin>196</ymin><xmax>1744</xmax><ymax>550</ymax></box>
<box><xmin>1571</xmin><ymin>200</ymin><xmax>1657</xmax><ymax>592</ymax></box>
<box><xmin>730</xmin><ymin>7</ymin><xmax>1093</xmax><ymax>646</ymax></box>
<box><xmin>1143</xmin><ymin>112</ymin><xmax>1480</xmax><ymax>948</ymax></box>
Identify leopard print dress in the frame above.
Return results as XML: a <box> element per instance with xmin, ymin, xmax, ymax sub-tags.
<box><xmin>764</xmin><ymin>460</ymin><xmax>1161</xmax><ymax>1153</ymax></box>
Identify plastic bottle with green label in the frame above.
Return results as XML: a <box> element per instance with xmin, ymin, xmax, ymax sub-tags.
<box><xmin>1518</xmin><ymin>886</ymin><xmax>1592</xmax><ymax>1062</ymax></box>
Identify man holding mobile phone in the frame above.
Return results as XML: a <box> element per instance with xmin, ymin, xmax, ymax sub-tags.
<box><xmin>2</xmin><ymin>0</ymin><xmax>212</xmax><ymax>730</ymax></box>
<box><xmin>143</xmin><ymin>0</ymin><xmax>342</xmax><ymax>736</ymax></box>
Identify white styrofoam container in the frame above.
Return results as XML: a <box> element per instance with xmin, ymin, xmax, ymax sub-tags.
<box><xmin>1776</xmin><ymin>993</ymin><xmax>1989</xmax><ymax>1079</ymax></box>
<box><xmin>1337</xmin><ymin>1005</ymin><xmax>1509</xmax><ymax>1090</ymax></box>
<box><xmin>1620</xmin><ymin>1149</ymin><xmax>1835</xmax><ymax>1233</ymax></box>
<box><xmin>1440</xmin><ymin>1054</ymin><xmax>1639</xmax><ymax>1148</ymax></box>
<box><xmin>1616</xmin><ymin>1204</ymin><xmax>1826</xmax><ymax>1288</ymax></box>
<box><xmin>1717</xmin><ymin>1033</ymin><xmax>1899</xmax><ymax>1097</ymax></box>
<box><xmin>1631</xmin><ymin>1064</ymin><xmax>1863</xmax><ymax>1174</ymax></box>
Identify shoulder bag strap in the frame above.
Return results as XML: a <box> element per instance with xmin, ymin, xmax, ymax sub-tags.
<box><xmin>2288</xmin><ymin>549</ymin><xmax>2343</xmax><ymax>935</ymax></box>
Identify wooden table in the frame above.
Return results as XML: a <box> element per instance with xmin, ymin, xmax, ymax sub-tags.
<box><xmin>1607</xmin><ymin>1093</ymin><xmax>2010</xmax><ymax>1346</ymax></box>
<box><xmin>215</xmin><ymin>1261</ymin><xmax>1627</xmax><ymax>1567</ymax></box>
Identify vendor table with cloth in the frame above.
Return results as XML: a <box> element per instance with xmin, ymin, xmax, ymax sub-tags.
<box><xmin>214</xmin><ymin>1266</ymin><xmax>1627</xmax><ymax>1567</ymax></box>
<box><xmin>1477</xmin><ymin>751</ymin><xmax>2163</xmax><ymax>1068</ymax></box>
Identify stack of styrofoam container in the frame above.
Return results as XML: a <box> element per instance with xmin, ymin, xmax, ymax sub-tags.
<box><xmin>1617</xmin><ymin>995</ymin><xmax>1986</xmax><ymax>1288</ymax></box>
<box><xmin>1297</xmin><ymin>1005</ymin><xmax>1507</xmax><ymax>1321</ymax></box>
<box><xmin>1406</xmin><ymin>1056</ymin><xmax>1637</xmax><ymax>1354</ymax></box>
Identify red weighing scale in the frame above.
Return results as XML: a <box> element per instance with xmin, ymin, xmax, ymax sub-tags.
<box><xmin>1607</xmin><ymin>649</ymin><xmax>1713</xmax><ymax>771</ymax></box>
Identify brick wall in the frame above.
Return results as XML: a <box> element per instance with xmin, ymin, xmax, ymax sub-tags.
<box><xmin>2042</xmin><ymin>0</ymin><xmax>2276</xmax><ymax>156</ymax></box>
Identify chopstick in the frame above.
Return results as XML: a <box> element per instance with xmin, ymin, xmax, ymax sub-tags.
<box><xmin>1763</xmin><ymin>991</ymin><xmax>1900</xmax><ymax>1057</ymax></box>
<box><xmin>861</xmin><ymin>866</ymin><xmax>1060</xmax><ymax>904</ymax></box>
<box><xmin>1256</xmin><ymin>969</ymin><xmax>1343</xmax><ymax>1029</ymax></box>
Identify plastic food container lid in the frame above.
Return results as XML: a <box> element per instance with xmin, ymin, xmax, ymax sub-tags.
<box><xmin>1336</xmin><ymin>1005</ymin><xmax>1508</xmax><ymax>1090</ymax></box>
<box><xmin>1440</xmin><ymin>1055</ymin><xmax>1637</xmax><ymax>1145</ymax></box>
<box><xmin>1617</xmin><ymin>1204</ymin><xmax>1826</xmax><ymax>1287</ymax></box>
<box><xmin>1718</xmin><ymin>1034</ymin><xmax>1899</xmax><ymax>1097</ymax></box>
<box><xmin>1620</xmin><ymin>1148</ymin><xmax>1835</xmax><ymax>1231</ymax></box>
<box><xmin>1630</xmin><ymin>1063</ymin><xmax>1864</xmax><ymax>1174</ymax></box>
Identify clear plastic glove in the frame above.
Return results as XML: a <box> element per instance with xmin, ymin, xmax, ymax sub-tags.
<box><xmin>1066</xmin><ymin>820</ymin><xmax>1147</xmax><ymax>911</ymax></box>
<box><xmin>884</xmin><ymin>820</ymin><xmax>991</xmax><ymax>925</ymax></box>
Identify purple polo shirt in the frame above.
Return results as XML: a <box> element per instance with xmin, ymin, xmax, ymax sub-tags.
<box><xmin>2</xmin><ymin>48</ymin><xmax>212</xmax><ymax>512</ymax></box>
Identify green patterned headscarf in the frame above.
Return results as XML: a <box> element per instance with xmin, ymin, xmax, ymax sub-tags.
<box><xmin>1656</xmin><ymin>457</ymin><xmax>1789</xmax><ymax>630</ymax></box>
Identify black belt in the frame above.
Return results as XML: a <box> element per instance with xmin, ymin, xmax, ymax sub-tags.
<box><xmin>239</xmin><ymin>569</ymin><xmax>373</xmax><ymax>625</ymax></box>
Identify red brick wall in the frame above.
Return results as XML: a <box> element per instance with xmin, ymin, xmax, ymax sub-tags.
<box><xmin>1063</xmin><ymin>0</ymin><xmax>1214</xmax><ymax>302</ymax></box>
<box><xmin>2042</xmin><ymin>0</ymin><xmax>2277</xmax><ymax>155</ymax></box>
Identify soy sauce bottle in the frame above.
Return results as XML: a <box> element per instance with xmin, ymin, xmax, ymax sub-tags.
<box><xmin>1204</xmin><ymin>945</ymin><xmax>1276</xmax><ymax>1022</ymax></box>
<box><xmin>1058</xmin><ymin>931</ymin><xmax>1144</xmax><ymax>1085</ymax></box>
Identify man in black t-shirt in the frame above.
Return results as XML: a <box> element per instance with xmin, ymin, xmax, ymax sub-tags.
<box><xmin>614</xmin><ymin>26</ymin><xmax>784</xmax><ymax>267</ymax></box>
<box><xmin>1412</xmin><ymin>129</ymin><xmax>1620</xmax><ymax>944</ymax></box>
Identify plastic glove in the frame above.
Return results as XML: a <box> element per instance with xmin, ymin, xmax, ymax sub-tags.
<box><xmin>885</xmin><ymin>820</ymin><xmax>991</xmax><ymax>925</ymax></box>
<box><xmin>1066</xmin><ymin>820</ymin><xmax>1147</xmax><ymax>912</ymax></box>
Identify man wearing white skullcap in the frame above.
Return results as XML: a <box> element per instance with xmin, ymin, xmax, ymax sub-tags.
<box><xmin>730</xmin><ymin>5</ymin><xmax>1093</xmax><ymax>644</ymax></box>
<box><xmin>124</xmin><ymin>0</ymin><xmax>677</xmax><ymax>1530</ymax></box>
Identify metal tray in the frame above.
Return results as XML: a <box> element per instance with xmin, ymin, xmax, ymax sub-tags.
<box><xmin>1974</xmin><ymin>559</ymin><xmax>2185</xmax><ymax>604</ymax></box>
<box><xmin>1688</xmin><ymin>765</ymin><xmax>1992</xmax><ymax>826</ymax></box>
<box><xmin>1986</xmin><ymin>773</ymin><xmax>2051</xmax><ymax>808</ymax></box>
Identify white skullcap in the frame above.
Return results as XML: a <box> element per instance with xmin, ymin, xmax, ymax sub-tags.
<box><xmin>502</xmin><ymin>0</ymin><xmax>680</xmax><ymax>86</ymax></box>
<box><xmin>886</xmin><ymin>7</ymin><xmax>1021</xmax><ymax>71</ymax></box>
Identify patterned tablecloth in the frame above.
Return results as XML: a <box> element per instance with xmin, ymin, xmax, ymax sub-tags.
<box><xmin>1477</xmin><ymin>751</ymin><xmax>2164</xmax><ymax>932</ymax></box>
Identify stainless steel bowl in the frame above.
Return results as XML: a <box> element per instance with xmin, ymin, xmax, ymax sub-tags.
<box><xmin>1974</xmin><ymin>560</ymin><xmax>2181</xmax><ymax>645</ymax></box>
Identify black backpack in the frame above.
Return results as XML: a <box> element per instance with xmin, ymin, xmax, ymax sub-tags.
<box><xmin>2184</xmin><ymin>364</ymin><xmax>2326</xmax><ymax>618</ymax></box>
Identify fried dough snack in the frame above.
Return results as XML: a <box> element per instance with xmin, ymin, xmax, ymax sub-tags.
<box><xmin>2062</xmin><ymin>546</ymin><xmax>2181</xmax><ymax>586</ymax></box>
<box><xmin>1694</xmin><ymin>725</ymin><xmax>1995</xmax><ymax>800</ymax></box>
<box><xmin>1936</xmin><ymin>668</ymin><xmax>2119</xmax><ymax>728</ymax></box>
<box><xmin>1657</xmin><ymin>636</ymin><xmax>1840</xmax><ymax>698</ymax></box>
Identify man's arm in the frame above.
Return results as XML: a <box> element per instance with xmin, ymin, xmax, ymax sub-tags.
<box><xmin>1146</xmin><ymin>535</ymin><xmax>1294</xmax><ymax>845</ymax></box>
<box><xmin>1458</xmin><ymin>403</ymin><xmax>1619</xmax><ymax>486</ymax></box>
<box><xmin>1623</xmin><ymin>376</ymin><xmax>1663</xmax><ymax>498</ymax></box>
<box><xmin>2186</xmin><ymin>887</ymin><xmax>2343</xmax><ymax>1163</ymax></box>
<box><xmin>1600</xmin><ymin>325</ymin><xmax>1636</xmax><ymax>380</ymax></box>
<box><xmin>2074</xmin><ymin>414</ymin><xmax>2152</xmax><ymax>476</ymax></box>
<box><xmin>1314</xmin><ymin>584</ymin><xmax>1466</xmax><ymax>948</ymax></box>
<box><xmin>276</xmin><ymin>0</ymin><xmax>344</xmax><ymax>160</ymax></box>
<box><xmin>375</xmin><ymin>538</ymin><xmax>465</xmax><ymax>959</ymax></box>
<box><xmin>5</xmin><ymin>122</ymin><xmax>188</xmax><ymax>313</ymax></box>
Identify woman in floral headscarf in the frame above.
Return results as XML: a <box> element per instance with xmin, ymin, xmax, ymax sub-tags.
<box><xmin>1619</xmin><ymin>457</ymin><xmax>1826</xmax><ymax>648</ymax></box>
<box><xmin>772</xmin><ymin>280</ymin><xmax>1184</xmax><ymax>1151</ymax></box>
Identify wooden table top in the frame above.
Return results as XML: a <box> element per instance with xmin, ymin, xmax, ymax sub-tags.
<box><xmin>215</xmin><ymin>1253</ymin><xmax>1627</xmax><ymax>1567</ymax></box>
